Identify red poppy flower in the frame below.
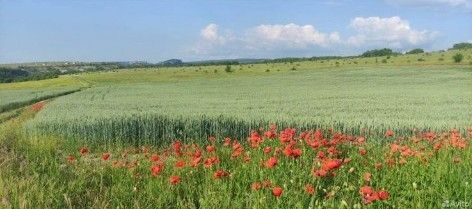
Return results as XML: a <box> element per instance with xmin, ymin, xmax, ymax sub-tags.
<box><xmin>264</xmin><ymin>157</ymin><xmax>278</xmax><ymax>168</ymax></box>
<box><xmin>79</xmin><ymin>147</ymin><xmax>89</xmax><ymax>156</ymax></box>
<box><xmin>204</xmin><ymin>156</ymin><xmax>220</xmax><ymax>168</ymax></box>
<box><xmin>66</xmin><ymin>155</ymin><xmax>76</xmax><ymax>163</ymax></box>
<box><xmin>321</xmin><ymin>159</ymin><xmax>342</xmax><ymax>171</ymax></box>
<box><xmin>272</xmin><ymin>186</ymin><xmax>283</xmax><ymax>197</ymax></box>
<box><xmin>251</xmin><ymin>182</ymin><xmax>262</xmax><ymax>191</ymax></box>
<box><xmin>305</xmin><ymin>184</ymin><xmax>315</xmax><ymax>195</ymax></box>
<box><xmin>313</xmin><ymin>169</ymin><xmax>327</xmax><ymax>177</ymax></box>
<box><xmin>385</xmin><ymin>130</ymin><xmax>394</xmax><ymax>137</ymax></box>
<box><xmin>223</xmin><ymin>137</ymin><xmax>231</xmax><ymax>146</ymax></box>
<box><xmin>213</xmin><ymin>169</ymin><xmax>229</xmax><ymax>179</ymax></box>
<box><xmin>102</xmin><ymin>153</ymin><xmax>110</xmax><ymax>161</ymax></box>
<box><xmin>150</xmin><ymin>154</ymin><xmax>160</xmax><ymax>162</ymax></box>
<box><xmin>175</xmin><ymin>160</ymin><xmax>186</xmax><ymax>168</ymax></box>
<box><xmin>169</xmin><ymin>175</ymin><xmax>180</xmax><ymax>185</ymax></box>
<box><xmin>359</xmin><ymin>186</ymin><xmax>374</xmax><ymax>196</ymax></box>
<box><xmin>291</xmin><ymin>148</ymin><xmax>302</xmax><ymax>158</ymax></box>
<box><xmin>263</xmin><ymin>146</ymin><xmax>272</xmax><ymax>154</ymax></box>
<box><xmin>206</xmin><ymin>145</ymin><xmax>216</xmax><ymax>153</ymax></box>
<box><xmin>150</xmin><ymin>164</ymin><xmax>164</xmax><ymax>176</ymax></box>
<box><xmin>378</xmin><ymin>190</ymin><xmax>390</xmax><ymax>200</ymax></box>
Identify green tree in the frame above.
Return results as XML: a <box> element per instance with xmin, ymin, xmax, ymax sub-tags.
<box><xmin>406</xmin><ymin>48</ymin><xmax>424</xmax><ymax>54</ymax></box>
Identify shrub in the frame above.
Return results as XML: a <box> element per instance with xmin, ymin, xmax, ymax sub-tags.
<box><xmin>453</xmin><ymin>53</ymin><xmax>463</xmax><ymax>63</ymax></box>
<box><xmin>417</xmin><ymin>58</ymin><xmax>425</xmax><ymax>62</ymax></box>
<box><xmin>225</xmin><ymin>65</ymin><xmax>232</xmax><ymax>73</ymax></box>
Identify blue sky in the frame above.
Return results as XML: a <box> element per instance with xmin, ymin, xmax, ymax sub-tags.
<box><xmin>0</xmin><ymin>0</ymin><xmax>471</xmax><ymax>63</ymax></box>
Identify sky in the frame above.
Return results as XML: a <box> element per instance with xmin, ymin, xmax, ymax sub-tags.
<box><xmin>0</xmin><ymin>0</ymin><xmax>471</xmax><ymax>63</ymax></box>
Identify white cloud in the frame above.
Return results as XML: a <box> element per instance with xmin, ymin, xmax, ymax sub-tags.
<box><xmin>386</xmin><ymin>0</ymin><xmax>472</xmax><ymax>10</ymax></box>
<box><xmin>200</xmin><ymin>23</ymin><xmax>226</xmax><ymax>44</ymax></box>
<box><xmin>191</xmin><ymin>17</ymin><xmax>438</xmax><ymax>57</ymax></box>
<box><xmin>245</xmin><ymin>23</ymin><xmax>341</xmax><ymax>50</ymax></box>
<box><xmin>347</xmin><ymin>16</ymin><xmax>437</xmax><ymax>48</ymax></box>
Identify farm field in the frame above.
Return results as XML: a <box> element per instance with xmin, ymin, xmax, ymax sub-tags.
<box><xmin>1</xmin><ymin>49</ymin><xmax>472</xmax><ymax>209</ymax></box>
<box><xmin>27</xmin><ymin>64</ymin><xmax>472</xmax><ymax>144</ymax></box>
<box><xmin>0</xmin><ymin>76</ymin><xmax>86</xmax><ymax>113</ymax></box>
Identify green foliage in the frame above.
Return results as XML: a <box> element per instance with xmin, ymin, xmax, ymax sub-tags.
<box><xmin>451</xmin><ymin>42</ymin><xmax>472</xmax><ymax>50</ymax></box>
<box><xmin>224</xmin><ymin>65</ymin><xmax>232</xmax><ymax>73</ymax></box>
<box><xmin>406</xmin><ymin>48</ymin><xmax>424</xmax><ymax>54</ymax></box>
<box><xmin>361</xmin><ymin>48</ymin><xmax>399</xmax><ymax>57</ymax></box>
<box><xmin>453</xmin><ymin>53</ymin><xmax>464</xmax><ymax>63</ymax></box>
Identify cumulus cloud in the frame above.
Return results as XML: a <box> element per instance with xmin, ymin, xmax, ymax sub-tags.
<box><xmin>347</xmin><ymin>16</ymin><xmax>437</xmax><ymax>48</ymax></box>
<box><xmin>386</xmin><ymin>0</ymin><xmax>472</xmax><ymax>10</ymax></box>
<box><xmin>191</xmin><ymin>17</ymin><xmax>438</xmax><ymax>57</ymax></box>
<box><xmin>200</xmin><ymin>23</ymin><xmax>226</xmax><ymax>44</ymax></box>
<box><xmin>245</xmin><ymin>24</ymin><xmax>341</xmax><ymax>50</ymax></box>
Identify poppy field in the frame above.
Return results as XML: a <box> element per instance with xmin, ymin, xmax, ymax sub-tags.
<box><xmin>1</xmin><ymin>50</ymin><xmax>472</xmax><ymax>208</ymax></box>
<box><xmin>1</xmin><ymin>106</ymin><xmax>471</xmax><ymax>208</ymax></box>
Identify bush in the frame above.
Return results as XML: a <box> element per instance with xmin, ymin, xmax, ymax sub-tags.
<box><xmin>381</xmin><ymin>59</ymin><xmax>387</xmax><ymax>63</ymax></box>
<box><xmin>224</xmin><ymin>65</ymin><xmax>232</xmax><ymax>73</ymax></box>
<box><xmin>417</xmin><ymin>58</ymin><xmax>425</xmax><ymax>62</ymax></box>
<box><xmin>453</xmin><ymin>53</ymin><xmax>463</xmax><ymax>63</ymax></box>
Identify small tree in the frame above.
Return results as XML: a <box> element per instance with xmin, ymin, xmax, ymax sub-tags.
<box><xmin>224</xmin><ymin>65</ymin><xmax>232</xmax><ymax>73</ymax></box>
<box><xmin>453</xmin><ymin>53</ymin><xmax>463</xmax><ymax>63</ymax></box>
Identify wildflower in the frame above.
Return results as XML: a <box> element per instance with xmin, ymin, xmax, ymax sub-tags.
<box><xmin>359</xmin><ymin>148</ymin><xmax>367</xmax><ymax>156</ymax></box>
<box><xmin>213</xmin><ymin>169</ymin><xmax>229</xmax><ymax>179</ymax></box>
<box><xmin>79</xmin><ymin>147</ymin><xmax>89</xmax><ymax>156</ymax></box>
<box><xmin>206</xmin><ymin>145</ymin><xmax>216</xmax><ymax>153</ymax></box>
<box><xmin>378</xmin><ymin>190</ymin><xmax>390</xmax><ymax>200</ymax></box>
<box><xmin>169</xmin><ymin>175</ymin><xmax>180</xmax><ymax>185</ymax></box>
<box><xmin>249</xmin><ymin>131</ymin><xmax>263</xmax><ymax>148</ymax></box>
<box><xmin>291</xmin><ymin>148</ymin><xmax>302</xmax><ymax>158</ymax></box>
<box><xmin>263</xmin><ymin>146</ymin><xmax>272</xmax><ymax>154</ymax></box>
<box><xmin>175</xmin><ymin>160</ymin><xmax>186</xmax><ymax>168</ymax></box>
<box><xmin>66</xmin><ymin>155</ymin><xmax>76</xmax><ymax>163</ymax></box>
<box><xmin>264</xmin><ymin>157</ymin><xmax>278</xmax><ymax>168</ymax></box>
<box><xmin>204</xmin><ymin>156</ymin><xmax>220</xmax><ymax>168</ymax></box>
<box><xmin>305</xmin><ymin>184</ymin><xmax>315</xmax><ymax>195</ymax></box>
<box><xmin>313</xmin><ymin>169</ymin><xmax>328</xmax><ymax>177</ymax></box>
<box><xmin>357</xmin><ymin>137</ymin><xmax>366</xmax><ymax>144</ymax></box>
<box><xmin>102</xmin><ymin>153</ymin><xmax>111</xmax><ymax>161</ymax></box>
<box><xmin>322</xmin><ymin>159</ymin><xmax>342</xmax><ymax>171</ymax></box>
<box><xmin>223</xmin><ymin>137</ymin><xmax>231</xmax><ymax>146</ymax></box>
<box><xmin>272</xmin><ymin>186</ymin><xmax>283</xmax><ymax>197</ymax></box>
<box><xmin>251</xmin><ymin>182</ymin><xmax>262</xmax><ymax>191</ymax></box>
<box><xmin>385</xmin><ymin>130</ymin><xmax>394</xmax><ymax>137</ymax></box>
<box><xmin>150</xmin><ymin>164</ymin><xmax>164</xmax><ymax>176</ymax></box>
<box><xmin>150</xmin><ymin>154</ymin><xmax>160</xmax><ymax>162</ymax></box>
<box><xmin>172</xmin><ymin>141</ymin><xmax>183</xmax><ymax>156</ymax></box>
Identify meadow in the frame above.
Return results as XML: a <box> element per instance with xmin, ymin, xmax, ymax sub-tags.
<box><xmin>1</xmin><ymin>49</ymin><xmax>472</xmax><ymax>208</ymax></box>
